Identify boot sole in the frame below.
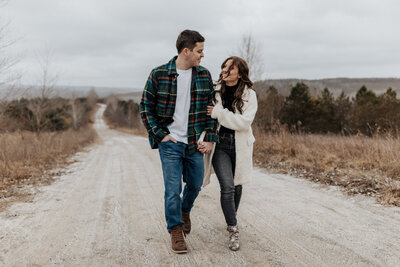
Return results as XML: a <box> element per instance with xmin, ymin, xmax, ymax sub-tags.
<box><xmin>172</xmin><ymin>248</ymin><xmax>188</xmax><ymax>254</ymax></box>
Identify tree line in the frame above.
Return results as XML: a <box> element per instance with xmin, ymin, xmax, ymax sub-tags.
<box><xmin>0</xmin><ymin>91</ymin><xmax>98</xmax><ymax>133</ymax></box>
<box><xmin>103</xmin><ymin>97</ymin><xmax>141</xmax><ymax>129</ymax></box>
<box><xmin>255</xmin><ymin>82</ymin><xmax>400</xmax><ymax>136</ymax></box>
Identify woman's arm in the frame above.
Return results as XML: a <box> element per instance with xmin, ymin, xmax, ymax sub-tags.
<box><xmin>211</xmin><ymin>90</ymin><xmax>257</xmax><ymax>131</ymax></box>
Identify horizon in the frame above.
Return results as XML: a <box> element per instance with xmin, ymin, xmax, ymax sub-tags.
<box><xmin>5</xmin><ymin>76</ymin><xmax>400</xmax><ymax>91</ymax></box>
<box><xmin>3</xmin><ymin>76</ymin><xmax>400</xmax><ymax>101</ymax></box>
<box><xmin>49</xmin><ymin>76</ymin><xmax>400</xmax><ymax>90</ymax></box>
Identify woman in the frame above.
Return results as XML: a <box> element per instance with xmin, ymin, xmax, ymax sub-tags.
<box><xmin>199</xmin><ymin>56</ymin><xmax>257</xmax><ymax>251</ymax></box>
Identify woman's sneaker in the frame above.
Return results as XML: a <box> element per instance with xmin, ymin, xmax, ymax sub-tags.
<box><xmin>227</xmin><ymin>225</ymin><xmax>240</xmax><ymax>251</ymax></box>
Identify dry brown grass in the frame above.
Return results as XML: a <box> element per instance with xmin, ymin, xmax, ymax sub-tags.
<box><xmin>0</xmin><ymin>127</ymin><xmax>97</xmax><ymax>198</ymax></box>
<box><xmin>0</xmin><ymin>104</ymin><xmax>100</xmax><ymax>208</ymax></box>
<box><xmin>253</xmin><ymin>126</ymin><xmax>400</xmax><ymax>206</ymax></box>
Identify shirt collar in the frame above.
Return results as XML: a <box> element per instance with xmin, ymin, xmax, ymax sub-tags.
<box><xmin>168</xmin><ymin>56</ymin><xmax>198</xmax><ymax>76</ymax></box>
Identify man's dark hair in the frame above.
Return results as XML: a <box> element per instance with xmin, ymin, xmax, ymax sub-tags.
<box><xmin>176</xmin><ymin>30</ymin><xmax>205</xmax><ymax>54</ymax></box>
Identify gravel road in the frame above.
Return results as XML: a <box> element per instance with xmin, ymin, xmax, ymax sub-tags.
<box><xmin>1</xmin><ymin>104</ymin><xmax>399</xmax><ymax>266</ymax></box>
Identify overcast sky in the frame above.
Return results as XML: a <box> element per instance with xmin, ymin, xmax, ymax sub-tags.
<box><xmin>2</xmin><ymin>0</ymin><xmax>400</xmax><ymax>89</ymax></box>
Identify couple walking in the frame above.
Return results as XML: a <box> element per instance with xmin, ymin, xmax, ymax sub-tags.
<box><xmin>139</xmin><ymin>29</ymin><xmax>258</xmax><ymax>253</ymax></box>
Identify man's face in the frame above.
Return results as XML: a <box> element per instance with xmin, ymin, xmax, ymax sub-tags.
<box><xmin>186</xmin><ymin>42</ymin><xmax>204</xmax><ymax>67</ymax></box>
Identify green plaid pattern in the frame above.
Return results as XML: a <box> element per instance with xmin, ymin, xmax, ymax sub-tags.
<box><xmin>140</xmin><ymin>56</ymin><xmax>218</xmax><ymax>154</ymax></box>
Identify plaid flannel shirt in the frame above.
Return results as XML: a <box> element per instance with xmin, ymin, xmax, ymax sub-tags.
<box><xmin>139</xmin><ymin>56</ymin><xmax>218</xmax><ymax>154</ymax></box>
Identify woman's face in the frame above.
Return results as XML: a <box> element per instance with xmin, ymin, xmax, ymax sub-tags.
<box><xmin>221</xmin><ymin>59</ymin><xmax>240</xmax><ymax>85</ymax></box>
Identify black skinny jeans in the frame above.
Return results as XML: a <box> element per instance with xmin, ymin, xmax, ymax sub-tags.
<box><xmin>212</xmin><ymin>132</ymin><xmax>242</xmax><ymax>226</ymax></box>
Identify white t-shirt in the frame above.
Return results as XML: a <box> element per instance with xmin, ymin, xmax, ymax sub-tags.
<box><xmin>167</xmin><ymin>68</ymin><xmax>192</xmax><ymax>144</ymax></box>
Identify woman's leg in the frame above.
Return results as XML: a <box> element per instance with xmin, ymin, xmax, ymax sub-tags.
<box><xmin>212</xmin><ymin>142</ymin><xmax>237</xmax><ymax>226</ymax></box>
<box><xmin>234</xmin><ymin>185</ymin><xmax>242</xmax><ymax>212</ymax></box>
<box><xmin>227</xmin><ymin>139</ymin><xmax>242</xmax><ymax>213</ymax></box>
<box><xmin>213</xmin><ymin>134</ymin><xmax>241</xmax><ymax>251</ymax></box>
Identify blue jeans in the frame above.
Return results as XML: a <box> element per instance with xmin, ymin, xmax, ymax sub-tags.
<box><xmin>158</xmin><ymin>141</ymin><xmax>204</xmax><ymax>231</ymax></box>
<box><xmin>212</xmin><ymin>132</ymin><xmax>242</xmax><ymax>226</ymax></box>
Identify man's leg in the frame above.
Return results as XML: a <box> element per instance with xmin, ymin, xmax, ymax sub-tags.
<box><xmin>158</xmin><ymin>141</ymin><xmax>185</xmax><ymax>231</ymax></box>
<box><xmin>181</xmin><ymin>150</ymin><xmax>204</xmax><ymax>217</ymax></box>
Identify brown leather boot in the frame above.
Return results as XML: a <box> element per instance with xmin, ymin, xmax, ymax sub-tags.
<box><xmin>170</xmin><ymin>225</ymin><xmax>187</xmax><ymax>254</ymax></box>
<box><xmin>181</xmin><ymin>213</ymin><xmax>191</xmax><ymax>234</ymax></box>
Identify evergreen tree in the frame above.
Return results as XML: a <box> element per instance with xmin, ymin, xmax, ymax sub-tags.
<box><xmin>375</xmin><ymin>88</ymin><xmax>400</xmax><ymax>132</ymax></box>
<box><xmin>310</xmin><ymin>88</ymin><xmax>338</xmax><ymax>133</ymax></box>
<box><xmin>334</xmin><ymin>91</ymin><xmax>352</xmax><ymax>133</ymax></box>
<box><xmin>281</xmin><ymin>82</ymin><xmax>312</xmax><ymax>131</ymax></box>
<box><xmin>353</xmin><ymin>85</ymin><xmax>378</xmax><ymax>135</ymax></box>
<box><xmin>255</xmin><ymin>86</ymin><xmax>285</xmax><ymax>131</ymax></box>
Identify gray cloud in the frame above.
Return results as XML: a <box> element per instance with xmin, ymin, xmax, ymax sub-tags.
<box><xmin>3</xmin><ymin>0</ymin><xmax>400</xmax><ymax>89</ymax></box>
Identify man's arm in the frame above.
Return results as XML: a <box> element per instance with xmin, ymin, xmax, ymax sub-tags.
<box><xmin>139</xmin><ymin>70</ymin><xmax>169</xmax><ymax>143</ymax></box>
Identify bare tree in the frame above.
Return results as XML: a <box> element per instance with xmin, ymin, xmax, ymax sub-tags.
<box><xmin>237</xmin><ymin>34</ymin><xmax>264</xmax><ymax>82</ymax></box>
<box><xmin>36</xmin><ymin>51</ymin><xmax>57</xmax><ymax>99</ymax></box>
<box><xmin>105</xmin><ymin>95</ymin><xmax>118</xmax><ymax>115</ymax></box>
<box><xmin>69</xmin><ymin>92</ymin><xmax>84</xmax><ymax>130</ymax></box>
<box><xmin>27</xmin><ymin>51</ymin><xmax>58</xmax><ymax>132</ymax></box>
<box><xmin>0</xmin><ymin>23</ymin><xmax>18</xmax><ymax>88</ymax></box>
<box><xmin>0</xmin><ymin>0</ymin><xmax>22</xmax><ymax>127</ymax></box>
<box><xmin>0</xmin><ymin>1</ymin><xmax>19</xmax><ymax>89</ymax></box>
<box><xmin>86</xmin><ymin>87</ymin><xmax>98</xmax><ymax>108</ymax></box>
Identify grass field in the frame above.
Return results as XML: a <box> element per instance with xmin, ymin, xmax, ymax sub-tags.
<box><xmin>253</xmin><ymin>126</ymin><xmax>400</xmax><ymax>206</ymax></box>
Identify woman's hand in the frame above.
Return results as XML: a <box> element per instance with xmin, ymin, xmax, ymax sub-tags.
<box><xmin>206</xmin><ymin>101</ymin><xmax>216</xmax><ymax>116</ymax></box>
<box><xmin>198</xmin><ymin>141</ymin><xmax>214</xmax><ymax>154</ymax></box>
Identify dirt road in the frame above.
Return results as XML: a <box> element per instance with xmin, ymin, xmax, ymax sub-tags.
<box><xmin>1</xmin><ymin>104</ymin><xmax>399</xmax><ymax>266</ymax></box>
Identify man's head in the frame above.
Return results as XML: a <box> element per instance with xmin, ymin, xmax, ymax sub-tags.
<box><xmin>176</xmin><ymin>30</ymin><xmax>205</xmax><ymax>67</ymax></box>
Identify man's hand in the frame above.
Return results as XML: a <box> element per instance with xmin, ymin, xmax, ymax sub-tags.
<box><xmin>197</xmin><ymin>141</ymin><xmax>214</xmax><ymax>154</ymax></box>
<box><xmin>161</xmin><ymin>135</ymin><xmax>177</xmax><ymax>143</ymax></box>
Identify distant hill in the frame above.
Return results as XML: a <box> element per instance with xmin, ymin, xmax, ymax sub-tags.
<box><xmin>114</xmin><ymin>91</ymin><xmax>143</xmax><ymax>102</ymax></box>
<box><xmin>5</xmin><ymin>78</ymin><xmax>399</xmax><ymax>101</ymax></box>
<box><xmin>119</xmin><ymin>78</ymin><xmax>400</xmax><ymax>103</ymax></box>
<box><xmin>254</xmin><ymin>78</ymin><xmax>400</xmax><ymax>97</ymax></box>
<box><xmin>0</xmin><ymin>85</ymin><xmax>142</xmax><ymax>100</ymax></box>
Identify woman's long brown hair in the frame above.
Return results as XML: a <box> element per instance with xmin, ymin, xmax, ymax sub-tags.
<box><xmin>217</xmin><ymin>56</ymin><xmax>253</xmax><ymax>114</ymax></box>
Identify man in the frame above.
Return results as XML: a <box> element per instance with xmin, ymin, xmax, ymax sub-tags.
<box><xmin>139</xmin><ymin>29</ymin><xmax>218</xmax><ymax>254</ymax></box>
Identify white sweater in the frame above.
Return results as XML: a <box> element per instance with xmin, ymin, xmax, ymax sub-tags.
<box><xmin>201</xmin><ymin>85</ymin><xmax>258</xmax><ymax>187</ymax></box>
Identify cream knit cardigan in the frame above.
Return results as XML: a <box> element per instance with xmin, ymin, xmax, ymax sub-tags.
<box><xmin>200</xmin><ymin>85</ymin><xmax>257</xmax><ymax>187</ymax></box>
